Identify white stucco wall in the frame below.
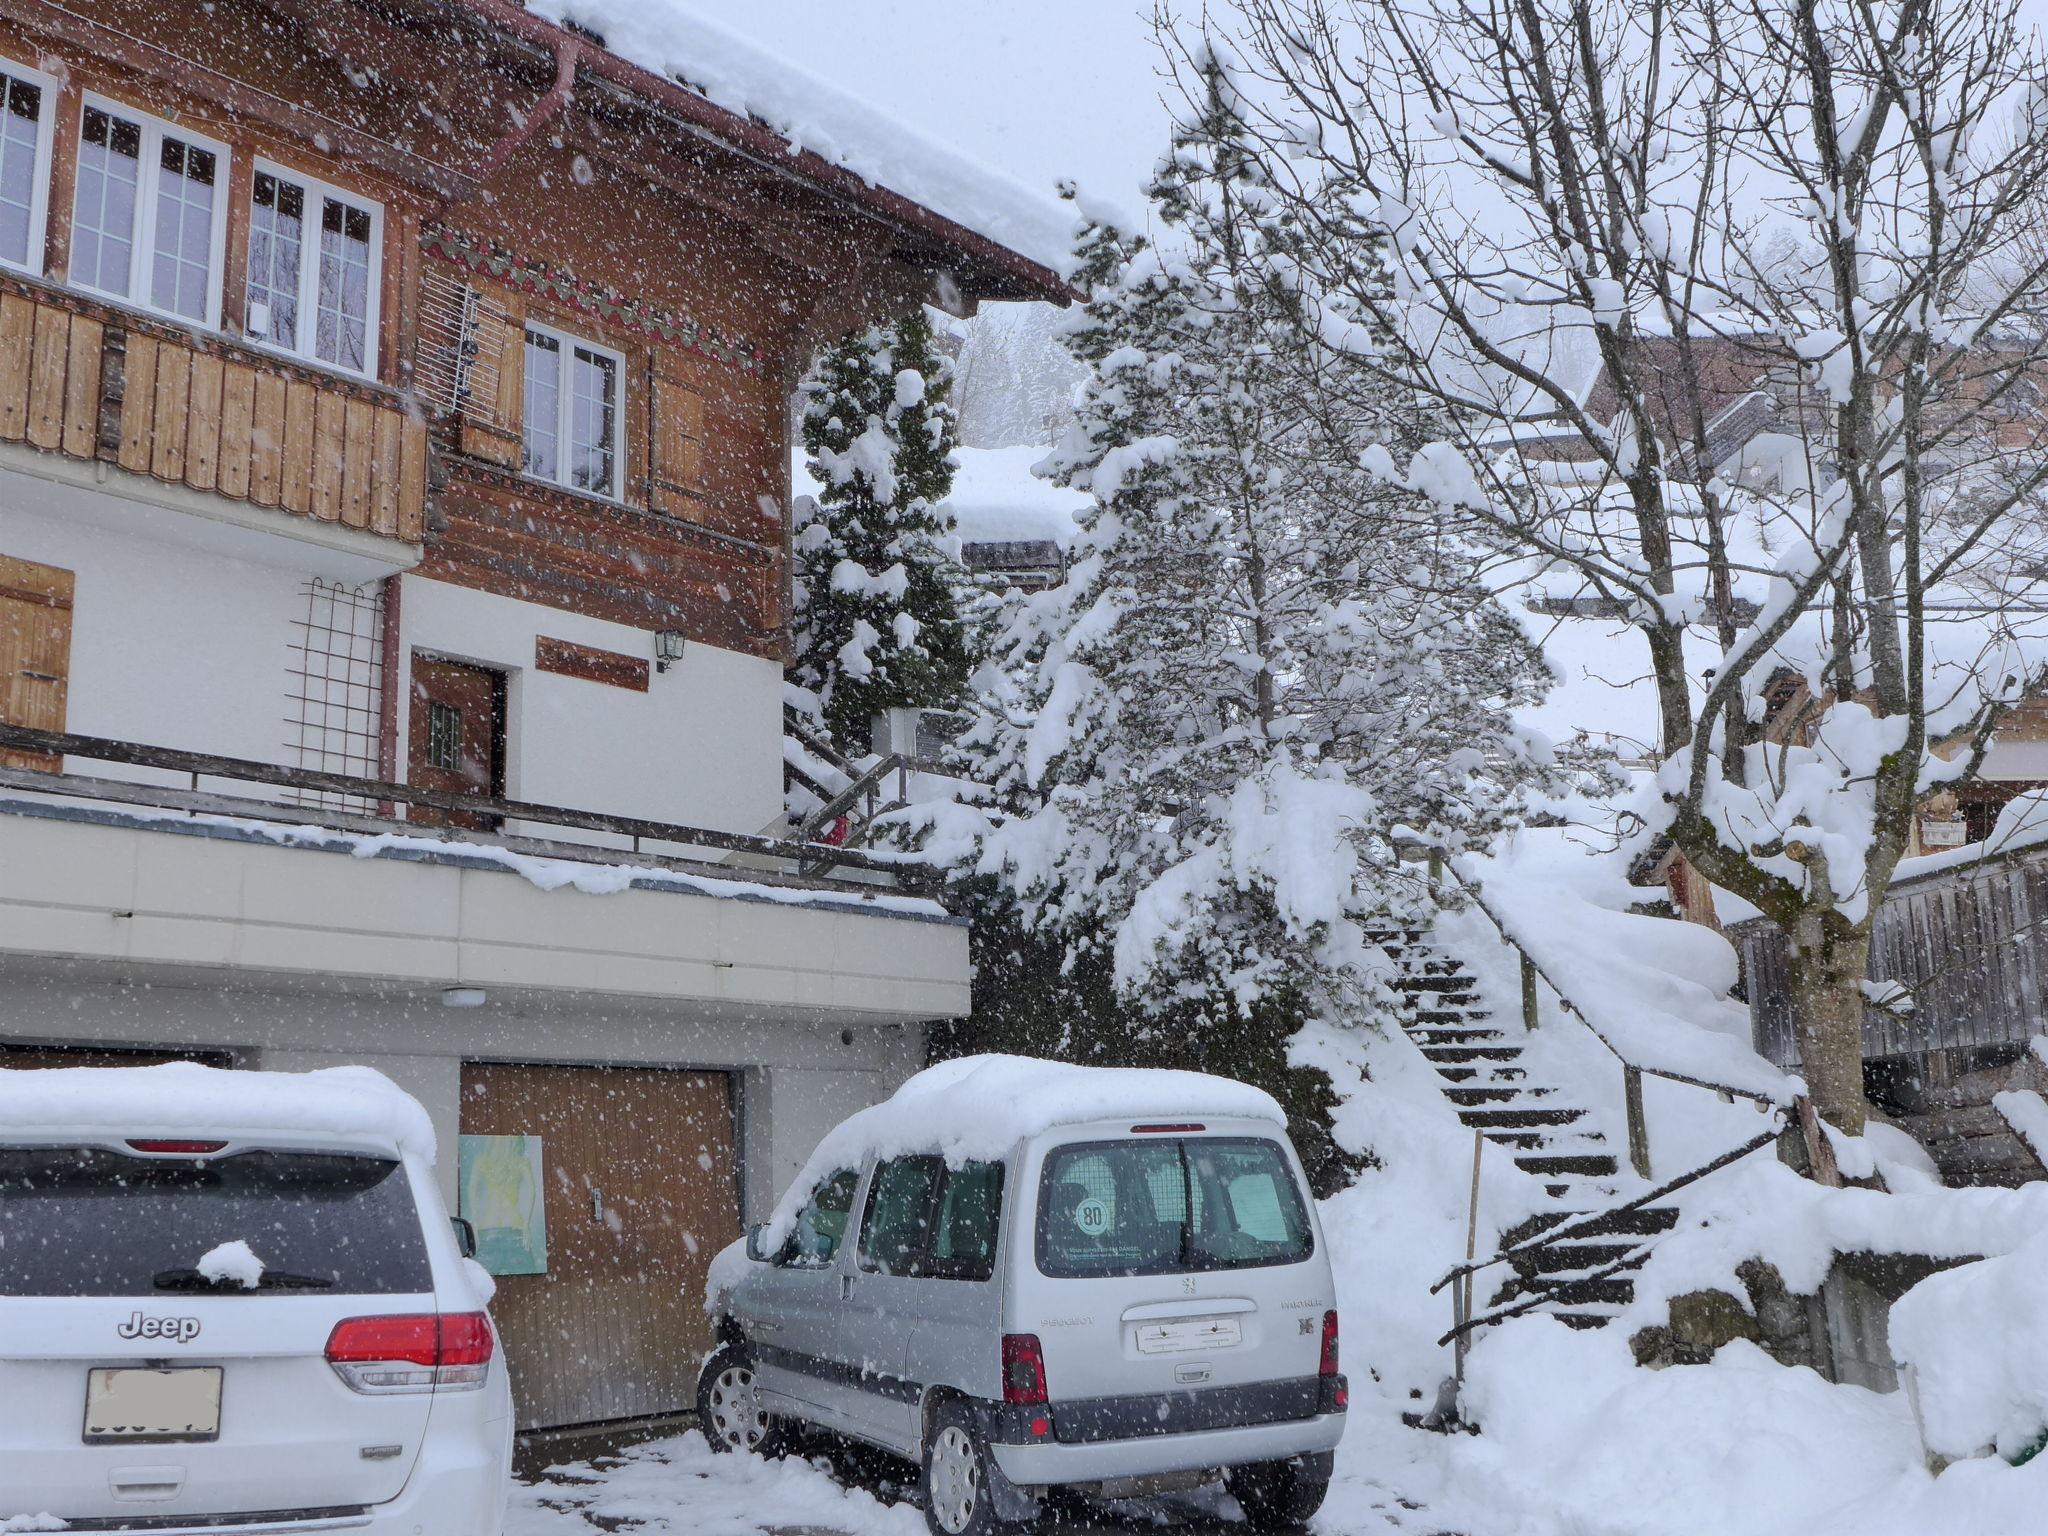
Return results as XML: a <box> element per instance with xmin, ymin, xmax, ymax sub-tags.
<box><xmin>396</xmin><ymin>574</ymin><xmax>785</xmax><ymax>841</ymax></box>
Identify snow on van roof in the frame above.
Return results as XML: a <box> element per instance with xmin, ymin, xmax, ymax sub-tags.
<box><xmin>0</xmin><ymin>1063</ymin><xmax>437</xmax><ymax>1162</ymax></box>
<box><xmin>758</xmin><ymin>1054</ymin><xmax>1284</xmax><ymax>1248</ymax></box>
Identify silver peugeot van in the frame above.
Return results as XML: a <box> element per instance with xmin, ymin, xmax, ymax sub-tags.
<box><xmin>700</xmin><ymin>1057</ymin><xmax>1346</xmax><ymax>1536</ymax></box>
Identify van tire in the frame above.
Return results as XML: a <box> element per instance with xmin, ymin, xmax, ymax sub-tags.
<box><xmin>921</xmin><ymin>1401</ymin><xmax>1016</xmax><ymax>1536</ymax></box>
<box><xmin>1225</xmin><ymin>1457</ymin><xmax>1330</xmax><ymax>1528</ymax></box>
<box><xmin>697</xmin><ymin>1343</ymin><xmax>790</xmax><ymax>1458</ymax></box>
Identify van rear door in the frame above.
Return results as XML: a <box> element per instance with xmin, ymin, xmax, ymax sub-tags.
<box><xmin>0</xmin><ymin>1143</ymin><xmax>438</xmax><ymax>1524</ymax></box>
<box><xmin>1021</xmin><ymin>1128</ymin><xmax>1329</xmax><ymax>1415</ymax></box>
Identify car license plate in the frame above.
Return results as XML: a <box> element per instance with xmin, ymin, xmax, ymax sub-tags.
<box><xmin>1135</xmin><ymin>1316</ymin><xmax>1242</xmax><ymax>1355</ymax></box>
<box><xmin>83</xmin><ymin>1366</ymin><xmax>223</xmax><ymax>1443</ymax></box>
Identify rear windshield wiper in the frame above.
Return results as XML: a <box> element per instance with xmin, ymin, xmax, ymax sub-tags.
<box><xmin>152</xmin><ymin>1267</ymin><xmax>336</xmax><ymax>1291</ymax></box>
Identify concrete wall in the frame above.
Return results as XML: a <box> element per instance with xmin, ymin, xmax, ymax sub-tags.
<box><xmin>397</xmin><ymin>574</ymin><xmax>784</xmax><ymax>841</ymax></box>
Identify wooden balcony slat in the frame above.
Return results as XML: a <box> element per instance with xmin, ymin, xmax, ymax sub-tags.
<box><xmin>0</xmin><ymin>293</ymin><xmax>33</xmax><ymax>442</ymax></box>
<box><xmin>217</xmin><ymin>362</ymin><xmax>256</xmax><ymax>500</ymax></box>
<box><xmin>312</xmin><ymin>390</ymin><xmax>346</xmax><ymax>522</ymax></box>
<box><xmin>249</xmin><ymin>371</ymin><xmax>286</xmax><ymax>506</ymax></box>
<box><xmin>372</xmin><ymin>406</ymin><xmax>402</xmax><ymax>536</ymax></box>
<box><xmin>184</xmin><ymin>351</ymin><xmax>224</xmax><ymax>492</ymax></box>
<box><xmin>150</xmin><ymin>344</ymin><xmax>189</xmax><ymax>481</ymax></box>
<box><xmin>281</xmin><ymin>379</ymin><xmax>315</xmax><ymax>513</ymax></box>
<box><xmin>399</xmin><ymin>415</ymin><xmax>427</xmax><ymax>541</ymax></box>
<box><xmin>61</xmin><ymin>316</ymin><xmax>101</xmax><ymax>461</ymax></box>
<box><xmin>26</xmin><ymin>303</ymin><xmax>68</xmax><ymax>451</ymax></box>
<box><xmin>117</xmin><ymin>333</ymin><xmax>158</xmax><ymax>472</ymax></box>
<box><xmin>341</xmin><ymin>397</ymin><xmax>374</xmax><ymax>529</ymax></box>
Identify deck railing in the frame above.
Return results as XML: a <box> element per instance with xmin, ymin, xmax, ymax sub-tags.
<box><xmin>0</xmin><ymin>723</ymin><xmax>939</xmax><ymax>901</ymax></box>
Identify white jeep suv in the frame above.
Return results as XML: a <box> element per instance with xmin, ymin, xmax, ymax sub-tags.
<box><xmin>0</xmin><ymin>1062</ymin><xmax>512</xmax><ymax>1535</ymax></box>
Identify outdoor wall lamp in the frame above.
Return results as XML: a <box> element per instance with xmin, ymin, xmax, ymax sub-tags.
<box><xmin>654</xmin><ymin>629</ymin><xmax>686</xmax><ymax>673</ymax></box>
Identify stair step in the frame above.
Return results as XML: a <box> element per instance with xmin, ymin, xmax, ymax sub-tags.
<box><xmin>1444</xmin><ymin>1085</ymin><xmax>1556</xmax><ymax>1106</ymax></box>
<box><xmin>1413</xmin><ymin>1028</ymin><xmax>1509</xmax><ymax>1046</ymax></box>
<box><xmin>1411</xmin><ymin>1013</ymin><xmax>1492</xmax><ymax>1030</ymax></box>
<box><xmin>1421</xmin><ymin>1044</ymin><xmax>1522</xmax><ymax>1063</ymax></box>
<box><xmin>1511</xmin><ymin>1241</ymin><xmax>1643</xmax><ymax>1275</ymax></box>
<box><xmin>1552</xmin><ymin>1308</ymin><xmax>1626</xmax><ymax>1330</ymax></box>
<box><xmin>1482</xmin><ymin>1130</ymin><xmax>1549</xmax><ymax>1150</ymax></box>
<box><xmin>1491</xmin><ymin>1274</ymin><xmax>1638</xmax><ymax>1309</ymax></box>
<box><xmin>1455</xmin><ymin>1106</ymin><xmax>1586</xmax><ymax>1129</ymax></box>
<box><xmin>1432</xmin><ymin>1065</ymin><xmax>1528</xmax><ymax>1083</ymax></box>
<box><xmin>1393</xmin><ymin>975</ymin><xmax>1480</xmax><ymax>994</ymax></box>
<box><xmin>1515</xmin><ymin>1152</ymin><xmax>1621</xmax><ymax>1176</ymax></box>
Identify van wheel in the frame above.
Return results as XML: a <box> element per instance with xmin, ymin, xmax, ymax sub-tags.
<box><xmin>697</xmin><ymin>1343</ymin><xmax>788</xmax><ymax>1457</ymax></box>
<box><xmin>1225</xmin><ymin>1458</ymin><xmax>1329</xmax><ymax>1529</ymax></box>
<box><xmin>922</xmin><ymin>1401</ymin><xmax>1012</xmax><ymax>1536</ymax></box>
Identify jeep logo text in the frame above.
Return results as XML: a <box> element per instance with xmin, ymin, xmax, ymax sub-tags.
<box><xmin>118</xmin><ymin>1312</ymin><xmax>201</xmax><ymax>1344</ymax></box>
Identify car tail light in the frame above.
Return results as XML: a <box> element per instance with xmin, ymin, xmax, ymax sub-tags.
<box><xmin>1319</xmin><ymin>1310</ymin><xmax>1340</xmax><ymax>1376</ymax></box>
<box><xmin>325</xmin><ymin>1312</ymin><xmax>494</xmax><ymax>1394</ymax></box>
<box><xmin>1002</xmin><ymin>1333</ymin><xmax>1048</xmax><ymax>1406</ymax></box>
<box><xmin>127</xmin><ymin>1139</ymin><xmax>227</xmax><ymax>1154</ymax></box>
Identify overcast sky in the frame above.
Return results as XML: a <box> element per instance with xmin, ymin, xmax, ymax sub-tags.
<box><xmin>687</xmin><ymin>0</ymin><xmax>1174</xmax><ymax>224</ymax></box>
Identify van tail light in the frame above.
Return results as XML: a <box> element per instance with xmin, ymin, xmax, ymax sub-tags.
<box><xmin>1317</xmin><ymin>1309</ymin><xmax>1347</xmax><ymax>1412</ymax></box>
<box><xmin>1319</xmin><ymin>1310</ymin><xmax>1340</xmax><ymax>1376</ymax></box>
<box><xmin>1001</xmin><ymin>1333</ymin><xmax>1048</xmax><ymax>1406</ymax></box>
<box><xmin>325</xmin><ymin>1312</ymin><xmax>493</xmax><ymax>1395</ymax></box>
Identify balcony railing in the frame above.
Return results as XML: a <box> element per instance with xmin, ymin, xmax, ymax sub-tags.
<box><xmin>0</xmin><ymin>723</ymin><xmax>940</xmax><ymax>902</ymax></box>
<box><xmin>0</xmin><ymin>275</ymin><xmax>427</xmax><ymax>544</ymax></box>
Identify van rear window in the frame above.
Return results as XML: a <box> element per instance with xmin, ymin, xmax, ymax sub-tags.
<box><xmin>0</xmin><ymin>1147</ymin><xmax>432</xmax><ymax>1297</ymax></box>
<box><xmin>1036</xmin><ymin>1137</ymin><xmax>1313</xmax><ymax>1278</ymax></box>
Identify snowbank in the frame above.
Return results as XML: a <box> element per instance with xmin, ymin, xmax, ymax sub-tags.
<box><xmin>1892</xmin><ymin>1228</ymin><xmax>2048</xmax><ymax>1463</ymax></box>
<box><xmin>530</xmin><ymin>2</ymin><xmax>1072</xmax><ymax>273</ymax></box>
<box><xmin>0</xmin><ymin>1062</ymin><xmax>437</xmax><ymax>1162</ymax></box>
<box><xmin>1457</xmin><ymin>834</ymin><xmax>1796</xmax><ymax>1103</ymax></box>
<box><xmin>946</xmin><ymin>444</ymin><xmax>1088</xmax><ymax>548</ymax></box>
<box><xmin>752</xmin><ymin>1054</ymin><xmax>1283</xmax><ymax>1254</ymax></box>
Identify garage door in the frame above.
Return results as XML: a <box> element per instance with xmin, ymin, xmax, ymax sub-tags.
<box><xmin>0</xmin><ymin>1045</ymin><xmax>229</xmax><ymax>1068</ymax></box>
<box><xmin>459</xmin><ymin>1063</ymin><xmax>741</xmax><ymax>1430</ymax></box>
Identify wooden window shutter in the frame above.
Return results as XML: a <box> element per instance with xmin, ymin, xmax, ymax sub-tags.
<box><xmin>458</xmin><ymin>288</ymin><xmax>526</xmax><ymax>469</ymax></box>
<box><xmin>649</xmin><ymin>368</ymin><xmax>704</xmax><ymax>519</ymax></box>
<box><xmin>0</xmin><ymin>553</ymin><xmax>73</xmax><ymax>771</ymax></box>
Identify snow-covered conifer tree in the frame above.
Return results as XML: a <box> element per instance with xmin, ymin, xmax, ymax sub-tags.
<box><xmin>959</xmin><ymin>62</ymin><xmax>1556</xmax><ymax>1026</ymax></box>
<box><xmin>794</xmin><ymin>310</ymin><xmax>971</xmax><ymax>748</ymax></box>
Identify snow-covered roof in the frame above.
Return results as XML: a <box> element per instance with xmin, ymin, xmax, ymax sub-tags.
<box><xmin>519</xmin><ymin>2</ymin><xmax>1074</xmax><ymax>285</ymax></box>
<box><xmin>758</xmin><ymin>1054</ymin><xmax>1285</xmax><ymax>1244</ymax></box>
<box><xmin>948</xmin><ymin>445</ymin><xmax>1088</xmax><ymax>550</ymax></box>
<box><xmin>0</xmin><ymin>1063</ymin><xmax>439</xmax><ymax>1161</ymax></box>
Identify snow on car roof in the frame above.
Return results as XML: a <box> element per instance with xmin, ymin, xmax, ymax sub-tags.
<box><xmin>0</xmin><ymin>1062</ymin><xmax>438</xmax><ymax>1162</ymax></box>
<box><xmin>758</xmin><ymin>1054</ymin><xmax>1285</xmax><ymax>1247</ymax></box>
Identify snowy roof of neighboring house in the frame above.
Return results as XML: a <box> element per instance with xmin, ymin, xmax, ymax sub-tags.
<box><xmin>0</xmin><ymin>1063</ymin><xmax>439</xmax><ymax>1162</ymax></box>
<box><xmin>947</xmin><ymin>445</ymin><xmax>1089</xmax><ymax>551</ymax></box>
<box><xmin>483</xmin><ymin>0</ymin><xmax>1074</xmax><ymax>296</ymax></box>
<box><xmin>792</xmin><ymin>444</ymin><xmax>1089</xmax><ymax>554</ymax></box>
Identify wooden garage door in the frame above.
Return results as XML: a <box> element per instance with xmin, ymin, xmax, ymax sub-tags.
<box><xmin>459</xmin><ymin>1063</ymin><xmax>741</xmax><ymax>1430</ymax></box>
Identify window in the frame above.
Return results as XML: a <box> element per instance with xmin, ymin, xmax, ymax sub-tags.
<box><xmin>522</xmin><ymin>323</ymin><xmax>621</xmax><ymax>497</ymax></box>
<box><xmin>783</xmin><ymin>1166</ymin><xmax>858</xmax><ymax>1269</ymax></box>
<box><xmin>0</xmin><ymin>1147</ymin><xmax>432</xmax><ymax>1297</ymax></box>
<box><xmin>857</xmin><ymin>1157</ymin><xmax>1003</xmax><ymax>1282</ymax></box>
<box><xmin>0</xmin><ymin>60</ymin><xmax>51</xmax><ymax>274</ymax></box>
<box><xmin>246</xmin><ymin>163</ymin><xmax>381</xmax><ymax>376</ymax></box>
<box><xmin>425</xmin><ymin>699</ymin><xmax>462</xmax><ymax>773</ymax></box>
<box><xmin>859</xmin><ymin>1156</ymin><xmax>940</xmax><ymax>1276</ymax></box>
<box><xmin>1036</xmin><ymin>1137</ymin><xmax>1313</xmax><ymax>1278</ymax></box>
<box><xmin>72</xmin><ymin>98</ymin><xmax>228</xmax><ymax>326</ymax></box>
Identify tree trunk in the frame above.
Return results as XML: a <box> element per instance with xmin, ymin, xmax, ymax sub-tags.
<box><xmin>1785</xmin><ymin>915</ymin><xmax>1873</xmax><ymax>1137</ymax></box>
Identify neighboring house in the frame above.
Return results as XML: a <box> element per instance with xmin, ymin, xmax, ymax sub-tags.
<box><xmin>0</xmin><ymin>0</ymin><xmax>1064</xmax><ymax>1431</ymax></box>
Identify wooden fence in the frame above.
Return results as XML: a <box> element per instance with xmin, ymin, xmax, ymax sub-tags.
<box><xmin>0</xmin><ymin>276</ymin><xmax>426</xmax><ymax>543</ymax></box>
<box><xmin>1738</xmin><ymin>845</ymin><xmax>2048</xmax><ymax>1069</ymax></box>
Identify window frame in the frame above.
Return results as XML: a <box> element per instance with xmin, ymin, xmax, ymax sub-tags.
<box><xmin>855</xmin><ymin>1154</ymin><xmax>1005</xmax><ymax>1283</ymax></box>
<box><xmin>244</xmin><ymin>156</ymin><xmax>383</xmax><ymax>380</ymax></box>
<box><xmin>520</xmin><ymin>318</ymin><xmax>626</xmax><ymax>501</ymax></box>
<box><xmin>71</xmin><ymin>92</ymin><xmax>230</xmax><ymax>329</ymax></box>
<box><xmin>0</xmin><ymin>54</ymin><xmax>55</xmax><ymax>278</ymax></box>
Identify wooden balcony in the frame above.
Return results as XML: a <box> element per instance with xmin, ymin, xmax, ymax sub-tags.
<box><xmin>0</xmin><ymin>276</ymin><xmax>426</xmax><ymax>545</ymax></box>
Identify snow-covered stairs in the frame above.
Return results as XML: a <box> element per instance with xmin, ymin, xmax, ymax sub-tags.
<box><xmin>1381</xmin><ymin>931</ymin><xmax>1680</xmax><ymax>1329</ymax></box>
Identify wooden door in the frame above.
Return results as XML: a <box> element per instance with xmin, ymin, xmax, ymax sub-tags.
<box><xmin>0</xmin><ymin>554</ymin><xmax>72</xmax><ymax>770</ymax></box>
<box><xmin>407</xmin><ymin>655</ymin><xmax>503</xmax><ymax>829</ymax></box>
<box><xmin>459</xmin><ymin>1063</ymin><xmax>742</xmax><ymax>1430</ymax></box>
